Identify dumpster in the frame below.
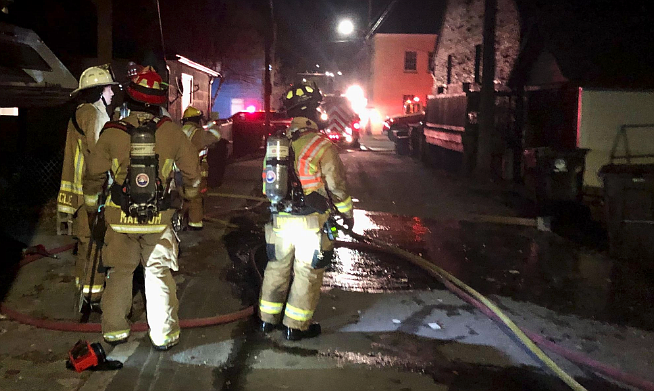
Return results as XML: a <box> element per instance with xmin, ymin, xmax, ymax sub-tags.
<box><xmin>523</xmin><ymin>147</ymin><xmax>589</xmax><ymax>207</ymax></box>
<box><xmin>599</xmin><ymin>164</ymin><xmax>654</xmax><ymax>261</ymax></box>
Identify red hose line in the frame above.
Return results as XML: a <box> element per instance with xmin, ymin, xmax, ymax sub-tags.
<box><xmin>18</xmin><ymin>243</ymin><xmax>77</xmax><ymax>267</ymax></box>
<box><xmin>334</xmin><ymin>240</ymin><xmax>654</xmax><ymax>391</ymax></box>
<box><xmin>1</xmin><ymin>243</ymin><xmax>254</xmax><ymax>333</ymax></box>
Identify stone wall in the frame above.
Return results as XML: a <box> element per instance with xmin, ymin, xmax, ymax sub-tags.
<box><xmin>432</xmin><ymin>0</ymin><xmax>520</xmax><ymax>92</ymax></box>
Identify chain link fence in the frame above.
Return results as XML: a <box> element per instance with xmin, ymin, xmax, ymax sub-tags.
<box><xmin>1</xmin><ymin>150</ymin><xmax>64</xmax><ymax>207</ymax></box>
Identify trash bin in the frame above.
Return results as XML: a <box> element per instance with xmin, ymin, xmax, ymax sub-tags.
<box><xmin>599</xmin><ymin>164</ymin><xmax>654</xmax><ymax>261</ymax></box>
<box><xmin>523</xmin><ymin>147</ymin><xmax>589</xmax><ymax>206</ymax></box>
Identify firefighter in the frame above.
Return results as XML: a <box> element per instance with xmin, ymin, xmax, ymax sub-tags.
<box><xmin>180</xmin><ymin>106</ymin><xmax>222</xmax><ymax>230</ymax></box>
<box><xmin>259</xmin><ymin>82</ymin><xmax>354</xmax><ymax>340</ymax></box>
<box><xmin>84</xmin><ymin>66</ymin><xmax>201</xmax><ymax>350</ymax></box>
<box><xmin>58</xmin><ymin>65</ymin><xmax>119</xmax><ymax>309</ymax></box>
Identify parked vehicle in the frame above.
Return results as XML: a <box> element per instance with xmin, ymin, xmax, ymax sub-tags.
<box><xmin>0</xmin><ymin>22</ymin><xmax>78</xmax><ymax>107</ymax></box>
<box><xmin>382</xmin><ymin>112</ymin><xmax>424</xmax><ymax>143</ymax></box>
<box><xmin>229</xmin><ymin>110</ymin><xmax>291</xmax><ymax>157</ymax></box>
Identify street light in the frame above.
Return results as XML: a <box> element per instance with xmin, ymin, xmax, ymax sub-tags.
<box><xmin>337</xmin><ymin>19</ymin><xmax>354</xmax><ymax>36</ymax></box>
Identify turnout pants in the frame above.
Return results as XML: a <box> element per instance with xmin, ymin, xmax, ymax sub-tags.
<box><xmin>259</xmin><ymin>213</ymin><xmax>333</xmax><ymax>330</ymax></box>
<box><xmin>186</xmin><ymin>178</ymin><xmax>207</xmax><ymax>229</ymax></box>
<box><xmin>73</xmin><ymin>210</ymin><xmax>105</xmax><ymax>301</ymax></box>
<box><xmin>101</xmin><ymin>226</ymin><xmax>180</xmax><ymax>347</ymax></box>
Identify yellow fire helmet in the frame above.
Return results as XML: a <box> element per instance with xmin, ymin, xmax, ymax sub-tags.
<box><xmin>183</xmin><ymin>106</ymin><xmax>203</xmax><ymax>119</ymax></box>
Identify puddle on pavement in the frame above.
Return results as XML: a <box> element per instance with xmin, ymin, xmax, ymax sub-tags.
<box><xmin>324</xmin><ymin>248</ymin><xmax>440</xmax><ymax>292</ymax></box>
<box><xmin>219</xmin><ymin>207</ymin><xmax>654</xmax><ymax>330</ymax></box>
<box><xmin>349</xmin><ymin>210</ymin><xmax>654</xmax><ymax>330</ymax></box>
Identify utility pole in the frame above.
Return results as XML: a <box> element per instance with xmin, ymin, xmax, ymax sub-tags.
<box><xmin>264</xmin><ymin>0</ymin><xmax>274</xmax><ymax>136</ymax></box>
<box><xmin>476</xmin><ymin>0</ymin><xmax>497</xmax><ymax>176</ymax></box>
<box><xmin>93</xmin><ymin>0</ymin><xmax>112</xmax><ymax>63</ymax></box>
<box><xmin>368</xmin><ymin>0</ymin><xmax>372</xmax><ymax>27</ymax></box>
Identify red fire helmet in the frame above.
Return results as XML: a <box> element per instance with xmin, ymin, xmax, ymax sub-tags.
<box><xmin>126</xmin><ymin>66</ymin><xmax>167</xmax><ymax>105</ymax></box>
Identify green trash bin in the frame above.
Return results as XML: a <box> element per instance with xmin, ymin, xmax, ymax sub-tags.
<box><xmin>599</xmin><ymin>164</ymin><xmax>654</xmax><ymax>261</ymax></box>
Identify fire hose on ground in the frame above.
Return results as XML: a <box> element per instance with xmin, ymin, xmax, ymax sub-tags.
<box><xmin>0</xmin><ymin>192</ymin><xmax>653</xmax><ymax>391</ymax></box>
<box><xmin>0</xmin><ymin>243</ymin><xmax>254</xmax><ymax>332</ymax></box>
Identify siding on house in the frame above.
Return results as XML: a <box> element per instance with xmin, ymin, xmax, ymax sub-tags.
<box><xmin>166</xmin><ymin>60</ymin><xmax>212</xmax><ymax>123</ymax></box>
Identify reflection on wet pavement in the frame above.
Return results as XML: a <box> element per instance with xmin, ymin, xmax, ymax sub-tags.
<box><xmin>325</xmin><ymin>209</ymin><xmax>654</xmax><ymax>330</ymax></box>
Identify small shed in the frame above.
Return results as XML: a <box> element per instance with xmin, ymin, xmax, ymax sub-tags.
<box><xmin>166</xmin><ymin>55</ymin><xmax>220</xmax><ymax>123</ymax></box>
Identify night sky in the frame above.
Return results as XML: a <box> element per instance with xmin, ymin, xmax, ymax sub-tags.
<box><xmin>274</xmin><ymin>0</ymin><xmax>444</xmax><ymax>79</ymax></box>
<box><xmin>0</xmin><ymin>0</ymin><xmax>443</xmax><ymax>81</ymax></box>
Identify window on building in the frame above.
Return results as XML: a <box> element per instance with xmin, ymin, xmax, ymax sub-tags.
<box><xmin>474</xmin><ymin>45</ymin><xmax>482</xmax><ymax>84</ymax></box>
<box><xmin>446</xmin><ymin>55</ymin><xmax>453</xmax><ymax>85</ymax></box>
<box><xmin>428</xmin><ymin>52</ymin><xmax>435</xmax><ymax>73</ymax></box>
<box><xmin>404</xmin><ymin>51</ymin><xmax>417</xmax><ymax>72</ymax></box>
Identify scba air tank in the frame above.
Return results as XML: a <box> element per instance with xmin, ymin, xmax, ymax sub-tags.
<box><xmin>264</xmin><ymin>135</ymin><xmax>290</xmax><ymax>205</ymax></box>
<box><xmin>128</xmin><ymin>123</ymin><xmax>159</xmax><ymax>222</ymax></box>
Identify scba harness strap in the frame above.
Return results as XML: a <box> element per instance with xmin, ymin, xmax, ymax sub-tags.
<box><xmin>100</xmin><ymin>116</ymin><xmax>171</xmax><ymax>137</ymax></box>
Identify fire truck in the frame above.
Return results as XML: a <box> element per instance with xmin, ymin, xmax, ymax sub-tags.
<box><xmin>320</xmin><ymin>94</ymin><xmax>361</xmax><ymax>148</ymax></box>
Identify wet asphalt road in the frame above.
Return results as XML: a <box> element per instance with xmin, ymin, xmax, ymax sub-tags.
<box><xmin>4</xmin><ymin>141</ymin><xmax>653</xmax><ymax>391</ymax></box>
<box><xmin>337</xmin><ymin>148</ymin><xmax>654</xmax><ymax>331</ymax></box>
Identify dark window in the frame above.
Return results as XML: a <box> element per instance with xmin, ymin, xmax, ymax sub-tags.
<box><xmin>446</xmin><ymin>54</ymin><xmax>453</xmax><ymax>84</ymax></box>
<box><xmin>0</xmin><ymin>41</ymin><xmax>52</xmax><ymax>71</ymax></box>
<box><xmin>404</xmin><ymin>51</ymin><xmax>417</xmax><ymax>72</ymax></box>
<box><xmin>474</xmin><ymin>44</ymin><xmax>482</xmax><ymax>84</ymax></box>
<box><xmin>428</xmin><ymin>51</ymin><xmax>435</xmax><ymax>73</ymax></box>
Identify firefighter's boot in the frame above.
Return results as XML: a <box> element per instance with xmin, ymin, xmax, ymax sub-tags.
<box><xmin>285</xmin><ymin>323</ymin><xmax>321</xmax><ymax>341</ymax></box>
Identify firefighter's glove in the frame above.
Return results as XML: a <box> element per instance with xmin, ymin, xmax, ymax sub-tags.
<box><xmin>342</xmin><ymin>216</ymin><xmax>355</xmax><ymax>231</ymax></box>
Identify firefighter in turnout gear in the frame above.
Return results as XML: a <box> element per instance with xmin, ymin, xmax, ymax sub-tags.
<box><xmin>259</xmin><ymin>82</ymin><xmax>354</xmax><ymax>340</ymax></box>
<box><xmin>181</xmin><ymin>106</ymin><xmax>222</xmax><ymax>230</ymax></box>
<box><xmin>58</xmin><ymin>65</ymin><xmax>119</xmax><ymax>308</ymax></box>
<box><xmin>84</xmin><ymin>66</ymin><xmax>201</xmax><ymax>350</ymax></box>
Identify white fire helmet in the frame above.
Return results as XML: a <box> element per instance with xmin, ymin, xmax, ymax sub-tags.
<box><xmin>71</xmin><ymin>65</ymin><xmax>120</xmax><ymax>96</ymax></box>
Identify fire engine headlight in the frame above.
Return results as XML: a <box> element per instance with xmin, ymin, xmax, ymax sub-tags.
<box><xmin>345</xmin><ymin>134</ymin><xmax>353</xmax><ymax>143</ymax></box>
<box><xmin>320</xmin><ymin>113</ymin><xmax>329</xmax><ymax>121</ymax></box>
<box><xmin>344</xmin><ymin>127</ymin><xmax>352</xmax><ymax>135</ymax></box>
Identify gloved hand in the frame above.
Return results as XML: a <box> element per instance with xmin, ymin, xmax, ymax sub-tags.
<box><xmin>342</xmin><ymin>216</ymin><xmax>354</xmax><ymax>231</ymax></box>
